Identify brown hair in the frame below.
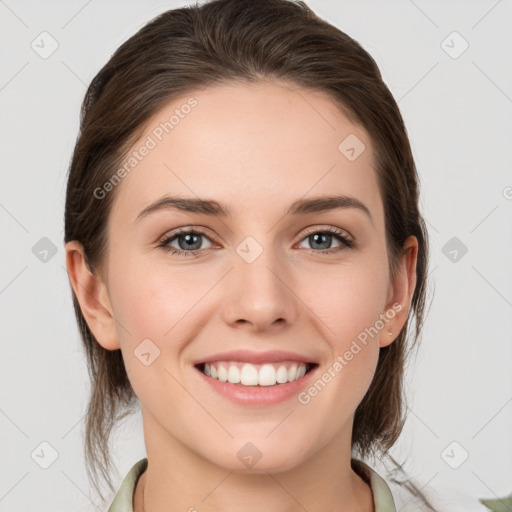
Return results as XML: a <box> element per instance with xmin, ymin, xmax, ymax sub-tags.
<box><xmin>64</xmin><ymin>0</ymin><xmax>433</xmax><ymax>505</ymax></box>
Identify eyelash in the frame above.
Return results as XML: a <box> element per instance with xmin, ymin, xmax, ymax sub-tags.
<box><xmin>158</xmin><ymin>226</ymin><xmax>355</xmax><ymax>257</ymax></box>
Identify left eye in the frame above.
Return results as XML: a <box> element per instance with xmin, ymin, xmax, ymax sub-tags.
<box><xmin>297</xmin><ymin>229</ymin><xmax>353</xmax><ymax>252</ymax></box>
<box><xmin>159</xmin><ymin>227</ymin><xmax>354</xmax><ymax>256</ymax></box>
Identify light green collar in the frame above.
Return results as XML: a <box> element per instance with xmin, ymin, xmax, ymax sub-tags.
<box><xmin>107</xmin><ymin>457</ymin><xmax>397</xmax><ymax>512</ymax></box>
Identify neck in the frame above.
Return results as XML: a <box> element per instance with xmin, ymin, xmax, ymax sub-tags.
<box><xmin>133</xmin><ymin>410</ymin><xmax>374</xmax><ymax>512</ymax></box>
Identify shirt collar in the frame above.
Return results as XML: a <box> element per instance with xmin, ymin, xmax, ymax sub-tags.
<box><xmin>107</xmin><ymin>457</ymin><xmax>397</xmax><ymax>512</ymax></box>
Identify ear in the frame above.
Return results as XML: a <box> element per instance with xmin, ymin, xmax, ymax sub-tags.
<box><xmin>380</xmin><ymin>235</ymin><xmax>418</xmax><ymax>348</ymax></box>
<box><xmin>65</xmin><ymin>241</ymin><xmax>120</xmax><ymax>350</ymax></box>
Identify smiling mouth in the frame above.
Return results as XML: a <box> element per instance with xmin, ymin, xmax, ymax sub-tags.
<box><xmin>195</xmin><ymin>361</ymin><xmax>318</xmax><ymax>387</ymax></box>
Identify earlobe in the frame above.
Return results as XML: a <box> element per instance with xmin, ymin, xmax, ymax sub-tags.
<box><xmin>380</xmin><ymin>236</ymin><xmax>418</xmax><ymax>348</ymax></box>
<box><xmin>64</xmin><ymin>241</ymin><xmax>121</xmax><ymax>350</ymax></box>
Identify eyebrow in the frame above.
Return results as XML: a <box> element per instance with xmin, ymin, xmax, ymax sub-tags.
<box><xmin>134</xmin><ymin>194</ymin><xmax>373</xmax><ymax>225</ymax></box>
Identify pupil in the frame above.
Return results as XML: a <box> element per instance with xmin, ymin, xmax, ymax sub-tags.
<box><xmin>180</xmin><ymin>233</ymin><xmax>201</xmax><ymax>250</ymax></box>
<box><xmin>312</xmin><ymin>233</ymin><xmax>330</xmax><ymax>250</ymax></box>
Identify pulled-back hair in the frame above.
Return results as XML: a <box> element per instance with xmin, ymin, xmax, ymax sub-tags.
<box><xmin>64</xmin><ymin>0</ymin><xmax>433</xmax><ymax>505</ymax></box>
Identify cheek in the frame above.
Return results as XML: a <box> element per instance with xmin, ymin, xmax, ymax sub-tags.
<box><xmin>302</xmin><ymin>260</ymin><xmax>388</xmax><ymax>350</ymax></box>
<box><xmin>109</xmin><ymin>254</ymin><xmax>195</xmax><ymax>332</ymax></box>
<box><xmin>109</xmin><ymin>244</ymin><xmax>389</xmax><ymax>350</ymax></box>
<box><xmin>107</xmin><ymin>254</ymin><xmax>218</xmax><ymax>368</ymax></box>
<box><xmin>106</xmin><ymin>257</ymin><xmax>204</xmax><ymax>410</ymax></box>
<box><xmin>295</xmin><ymin>271</ymin><xmax>383</xmax><ymax>428</ymax></box>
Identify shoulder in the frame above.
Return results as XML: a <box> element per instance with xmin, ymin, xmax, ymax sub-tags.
<box><xmin>378</xmin><ymin>475</ymin><xmax>498</xmax><ymax>512</ymax></box>
<box><xmin>385</xmin><ymin>478</ymin><xmax>493</xmax><ymax>512</ymax></box>
<box><xmin>353</xmin><ymin>458</ymin><xmax>495</xmax><ymax>512</ymax></box>
<box><xmin>106</xmin><ymin>458</ymin><xmax>148</xmax><ymax>512</ymax></box>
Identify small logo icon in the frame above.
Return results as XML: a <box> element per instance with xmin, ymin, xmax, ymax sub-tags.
<box><xmin>237</xmin><ymin>442</ymin><xmax>263</xmax><ymax>468</ymax></box>
<box><xmin>442</xmin><ymin>236</ymin><xmax>468</xmax><ymax>263</ymax></box>
<box><xmin>32</xmin><ymin>237</ymin><xmax>58</xmax><ymax>263</ymax></box>
<box><xmin>236</xmin><ymin>236</ymin><xmax>264</xmax><ymax>264</ymax></box>
<box><xmin>441</xmin><ymin>441</ymin><xmax>469</xmax><ymax>469</ymax></box>
<box><xmin>31</xmin><ymin>441</ymin><xmax>59</xmax><ymax>469</ymax></box>
<box><xmin>31</xmin><ymin>31</ymin><xmax>59</xmax><ymax>59</ymax></box>
<box><xmin>441</xmin><ymin>31</ymin><xmax>469</xmax><ymax>59</ymax></box>
<box><xmin>134</xmin><ymin>338</ymin><xmax>161</xmax><ymax>366</ymax></box>
<box><xmin>338</xmin><ymin>134</ymin><xmax>366</xmax><ymax>161</ymax></box>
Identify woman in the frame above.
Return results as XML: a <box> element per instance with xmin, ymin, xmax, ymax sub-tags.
<box><xmin>63</xmin><ymin>0</ymin><xmax>499</xmax><ymax>510</ymax></box>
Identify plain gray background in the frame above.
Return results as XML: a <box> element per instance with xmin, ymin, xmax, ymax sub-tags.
<box><xmin>1</xmin><ymin>0</ymin><xmax>511</xmax><ymax>510</ymax></box>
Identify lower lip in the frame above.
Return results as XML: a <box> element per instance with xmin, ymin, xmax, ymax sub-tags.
<box><xmin>195</xmin><ymin>365</ymin><xmax>318</xmax><ymax>406</ymax></box>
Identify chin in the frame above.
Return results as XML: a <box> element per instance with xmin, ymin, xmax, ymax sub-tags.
<box><xmin>204</xmin><ymin>440</ymin><xmax>309</xmax><ymax>475</ymax></box>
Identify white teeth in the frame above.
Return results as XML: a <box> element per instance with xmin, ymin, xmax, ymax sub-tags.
<box><xmin>287</xmin><ymin>364</ymin><xmax>297</xmax><ymax>382</ymax></box>
<box><xmin>202</xmin><ymin>361</ymin><xmax>310</xmax><ymax>386</ymax></box>
<box><xmin>240</xmin><ymin>364</ymin><xmax>259</xmax><ymax>385</ymax></box>
<box><xmin>217</xmin><ymin>364</ymin><xmax>228</xmax><ymax>382</ymax></box>
<box><xmin>258</xmin><ymin>364</ymin><xmax>276</xmax><ymax>386</ymax></box>
<box><xmin>227</xmin><ymin>365</ymin><xmax>241</xmax><ymax>384</ymax></box>
<box><xmin>276</xmin><ymin>365</ymin><xmax>288</xmax><ymax>384</ymax></box>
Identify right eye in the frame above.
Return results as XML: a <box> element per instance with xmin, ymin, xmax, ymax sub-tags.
<box><xmin>158</xmin><ymin>228</ymin><xmax>215</xmax><ymax>256</ymax></box>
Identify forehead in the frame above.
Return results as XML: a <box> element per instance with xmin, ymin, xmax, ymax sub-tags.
<box><xmin>108</xmin><ymin>80</ymin><xmax>382</xmax><ymax>227</ymax></box>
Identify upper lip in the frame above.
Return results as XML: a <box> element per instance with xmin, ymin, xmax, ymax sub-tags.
<box><xmin>193</xmin><ymin>350</ymin><xmax>318</xmax><ymax>366</ymax></box>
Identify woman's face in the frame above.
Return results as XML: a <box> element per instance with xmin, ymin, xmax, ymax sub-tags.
<box><xmin>75</xmin><ymin>80</ymin><xmax>416</xmax><ymax>473</ymax></box>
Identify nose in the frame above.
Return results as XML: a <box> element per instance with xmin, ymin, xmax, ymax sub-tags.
<box><xmin>220</xmin><ymin>242</ymin><xmax>299</xmax><ymax>332</ymax></box>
